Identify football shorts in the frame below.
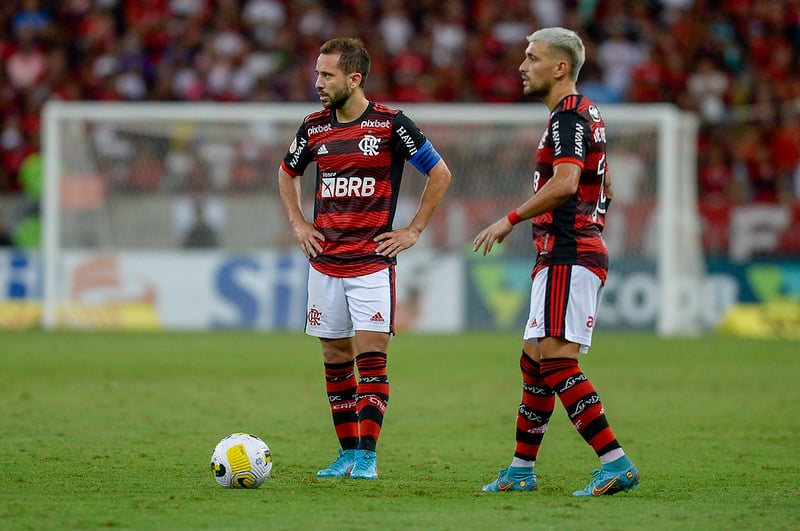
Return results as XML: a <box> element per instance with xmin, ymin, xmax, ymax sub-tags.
<box><xmin>305</xmin><ymin>265</ymin><xmax>395</xmax><ymax>338</ymax></box>
<box><xmin>523</xmin><ymin>264</ymin><xmax>603</xmax><ymax>354</ymax></box>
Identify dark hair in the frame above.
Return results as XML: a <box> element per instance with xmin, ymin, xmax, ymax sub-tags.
<box><xmin>320</xmin><ymin>38</ymin><xmax>370</xmax><ymax>87</ymax></box>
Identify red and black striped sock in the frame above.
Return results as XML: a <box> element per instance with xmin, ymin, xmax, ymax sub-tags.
<box><xmin>515</xmin><ymin>354</ymin><xmax>556</xmax><ymax>462</ymax></box>
<box><xmin>324</xmin><ymin>360</ymin><xmax>359</xmax><ymax>451</ymax></box>
<box><xmin>540</xmin><ymin>357</ymin><xmax>621</xmax><ymax>457</ymax></box>
<box><xmin>355</xmin><ymin>351</ymin><xmax>390</xmax><ymax>452</ymax></box>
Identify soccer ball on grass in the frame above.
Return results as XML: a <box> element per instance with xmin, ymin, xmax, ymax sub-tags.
<box><xmin>210</xmin><ymin>433</ymin><xmax>272</xmax><ymax>488</ymax></box>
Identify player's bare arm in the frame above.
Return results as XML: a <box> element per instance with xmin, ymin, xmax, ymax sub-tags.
<box><xmin>375</xmin><ymin>159</ymin><xmax>452</xmax><ymax>258</ymax></box>
<box><xmin>278</xmin><ymin>167</ymin><xmax>325</xmax><ymax>258</ymax></box>
<box><xmin>473</xmin><ymin>162</ymin><xmax>581</xmax><ymax>256</ymax></box>
<box><xmin>604</xmin><ymin>167</ymin><xmax>614</xmax><ymax>200</ymax></box>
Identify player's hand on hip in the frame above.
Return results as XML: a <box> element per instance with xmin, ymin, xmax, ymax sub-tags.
<box><xmin>374</xmin><ymin>227</ymin><xmax>419</xmax><ymax>257</ymax></box>
<box><xmin>293</xmin><ymin>221</ymin><xmax>324</xmax><ymax>258</ymax></box>
<box><xmin>473</xmin><ymin>218</ymin><xmax>512</xmax><ymax>256</ymax></box>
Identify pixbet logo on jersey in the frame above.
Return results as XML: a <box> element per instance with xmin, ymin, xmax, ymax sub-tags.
<box><xmin>321</xmin><ymin>176</ymin><xmax>376</xmax><ymax>198</ymax></box>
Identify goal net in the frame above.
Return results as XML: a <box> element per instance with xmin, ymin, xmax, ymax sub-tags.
<box><xmin>41</xmin><ymin>102</ymin><xmax>702</xmax><ymax>334</ymax></box>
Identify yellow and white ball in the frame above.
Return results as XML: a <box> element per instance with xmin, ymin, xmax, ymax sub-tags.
<box><xmin>210</xmin><ymin>433</ymin><xmax>272</xmax><ymax>488</ymax></box>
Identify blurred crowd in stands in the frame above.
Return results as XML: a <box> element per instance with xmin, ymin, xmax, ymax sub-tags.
<box><xmin>0</xmin><ymin>0</ymin><xmax>799</xmax><ymax>205</ymax></box>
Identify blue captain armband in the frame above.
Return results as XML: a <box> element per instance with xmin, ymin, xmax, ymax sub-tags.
<box><xmin>408</xmin><ymin>140</ymin><xmax>442</xmax><ymax>174</ymax></box>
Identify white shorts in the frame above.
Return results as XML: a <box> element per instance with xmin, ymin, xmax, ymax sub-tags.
<box><xmin>523</xmin><ymin>264</ymin><xmax>603</xmax><ymax>354</ymax></box>
<box><xmin>305</xmin><ymin>265</ymin><xmax>395</xmax><ymax>338</ymax></box>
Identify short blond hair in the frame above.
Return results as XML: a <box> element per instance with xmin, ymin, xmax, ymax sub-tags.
<box><xmin>527</xmin><ymin>27</ymin><xmax>585</xmax><ymax>80</ymax></box>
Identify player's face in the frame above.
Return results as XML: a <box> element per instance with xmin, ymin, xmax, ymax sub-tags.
<box><xmin>315</xmin><ymin>53</ymin><xmax>353</xmax><ymax>110</ymax></box>
<box><xmin>519</xmin><ymin>41</ymin><xmax>556</xmax><ymax>98</ymax></box>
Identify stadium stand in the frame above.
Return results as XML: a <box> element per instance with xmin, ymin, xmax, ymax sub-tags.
<box><xmin>0</xmin><ymin>0</ymin><xmax>798</xmax><ymax>212</ymax></box>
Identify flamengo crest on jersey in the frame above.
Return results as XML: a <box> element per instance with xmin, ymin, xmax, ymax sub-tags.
<box><xmin>281</xmin><ymin>102</ymin><xmax>435</xmax><ymax>278</ymax></box>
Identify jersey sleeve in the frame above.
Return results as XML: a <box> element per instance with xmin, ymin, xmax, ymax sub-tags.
<box><xmin>550</xmin><ymin>111</ymin><xmax>590</xmax><ymax>169</ymax></box>
<box><xmin>392</xmin><ymin>112</ymin><xmax>442</xmax><ymax>174</ymax></box>
<box><xmin>280</xmin><ymin>123</ymin><xmax>313</xmax><ymax>177</ymax></box>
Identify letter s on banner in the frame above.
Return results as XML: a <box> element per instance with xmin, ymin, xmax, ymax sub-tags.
<box><xmin>213</xmin><ymin>257</ymin><xmax>260</xmax><ymax>328</ymax></box>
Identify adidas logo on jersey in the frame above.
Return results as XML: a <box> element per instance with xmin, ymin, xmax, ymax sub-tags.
<box><xmin>317</xmin><ymin>144</ymin><xmax>328</xmax><ymax>155</ymax></box>
<box><xmin>370</xmin><ymin>312</ymin><xmax>385</xmax><ymax>323</ymax></box>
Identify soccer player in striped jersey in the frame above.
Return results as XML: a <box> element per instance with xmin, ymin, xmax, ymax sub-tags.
<box><xmin>278</xmin><ymin>37</ymin><xmax>451</xmax><ymax>480</ymax></box>
<box><xmin>473</xmin><ymin>27</ymin><xmax>640</xmax><ymax>497</ymax></box>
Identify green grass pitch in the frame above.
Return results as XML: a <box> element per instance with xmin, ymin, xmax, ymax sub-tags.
<box><xmin>1</xmin><ymin>331</ymin><xmax>798</xmax><ymax>530</ymax></box>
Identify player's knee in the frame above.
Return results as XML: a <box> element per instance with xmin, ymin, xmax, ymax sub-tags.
<box><xmin>321</xmin><ymin>338</ymin><xmax>357</xmax><ymax>364</ymax></box>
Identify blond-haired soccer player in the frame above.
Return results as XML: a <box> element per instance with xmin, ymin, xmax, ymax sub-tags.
<box><xmin>474</xmin><ymin>27</ymin><xmax>639</xmax><ymax>496</ymax></box>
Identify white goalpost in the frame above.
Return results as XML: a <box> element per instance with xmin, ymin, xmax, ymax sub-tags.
<box><xmin>41</xmin><ymin>101</ymin><xmax>702</xmax><ymax>335</ymax></box>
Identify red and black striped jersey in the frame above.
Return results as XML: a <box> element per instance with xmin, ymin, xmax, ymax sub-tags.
<box><xmin>281</xmin><ymin>102</ymin><xmax>438</xmax><ymax>278</ymax></box>
<box><xmin>531</xmin><ymin>94</ymin><xmax>611</xmax><ymax>283</ymax></box>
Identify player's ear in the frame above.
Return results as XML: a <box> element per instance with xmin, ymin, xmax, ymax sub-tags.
<box><xmin>554</xmin><ymin>58</ymin><xmax>570</xmax><ymax>80</ymax></box>
<box><xmin>350</xmin><ymin>72</ymin><xmax>362</xmax><ymax>89</ymax></box>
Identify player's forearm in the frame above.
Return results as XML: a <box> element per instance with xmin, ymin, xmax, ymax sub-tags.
<box><xmin>515</xmin><ymin>165</ymin><xmax>579</xmax><ymax>221</ymax></box>
<box><xmin>517</xmin><ymin>188</ymin><xmax>570</xmax><ymax>220</ymax></box>
<box><xmin>278</xmin><ymin>168</ymin><xmax>307</xmax><ymax>228</ymax></box>
<box><xmin>408</xmin><ymin>161</ymin><xmax>451</xmax><ymax>234</ymax></box>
